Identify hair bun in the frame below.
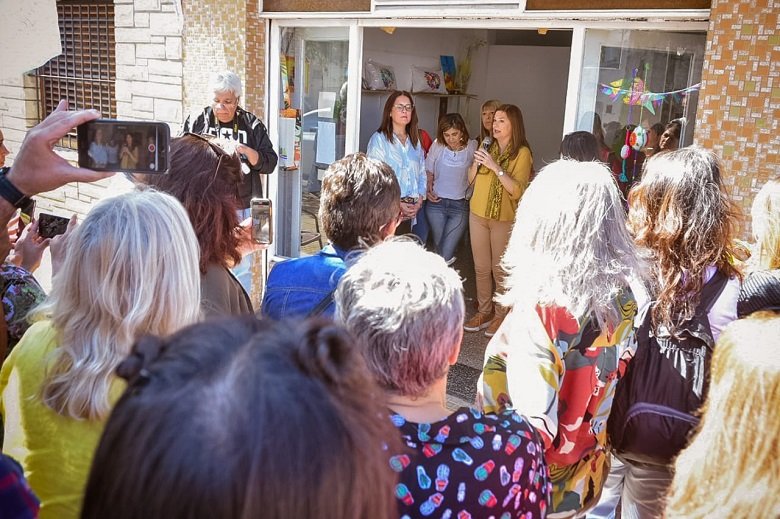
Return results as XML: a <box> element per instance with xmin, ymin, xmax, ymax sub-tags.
<box><xmin>116</xmin><ymin>335</ymin><xmax>167</xmax><ymax>386</ymax></box>
<box><xmin>296</xmin><ymin>321</ymin><xmax>355</xmax><ymax>386</ymax></box>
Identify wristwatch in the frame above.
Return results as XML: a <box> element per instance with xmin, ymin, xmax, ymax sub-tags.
<box><xmin>0</xmin><ymin>167</ymin><xmax>32</xmax><ymax>209</ymax></box>
<box><xmin>497</xmin><ymin>169</ymin><xmax>505</xmax><ymax>177</ymax></box>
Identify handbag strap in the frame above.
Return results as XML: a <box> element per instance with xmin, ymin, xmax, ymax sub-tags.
<box><xmin>308</xmin><ymin>289</ymin><xmax>336</xmax><ymax>318</ymax></box>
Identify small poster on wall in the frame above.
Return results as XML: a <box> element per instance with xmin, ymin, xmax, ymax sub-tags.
<box><xmin>440</xmin><ymin>55</ymin><xmax>457</xmax><ymax>93</ymax></box>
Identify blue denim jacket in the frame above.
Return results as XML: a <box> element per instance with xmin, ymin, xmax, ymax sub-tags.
<box><xmin>261</xmin><ymin>245</ymin><xmax>350</xmax><ymax>319</ymax></box>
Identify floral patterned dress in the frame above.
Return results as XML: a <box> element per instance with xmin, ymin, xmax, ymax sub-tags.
<box><xmin>389</xmin><ymin>407</ymin><xmax>552</xmax><ymax>518</ymax></box>
<box><xmin>479</xmin><ymin>290</ymin><xmax>637</xmax><ymax>516</ymax></box>
<box><xmin>1</xmin><ymin>264</ymin><xmax>46</xmax><ymax>356</ymax></box>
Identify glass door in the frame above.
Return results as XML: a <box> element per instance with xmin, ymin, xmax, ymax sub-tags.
<box><xmin>574</xmin><ymin>29</ymin><xmax>707</xmax><ymax>188</ymax></box>
<box><xmin>275</xmin><ymin>26</ymin><xmax>351</xmax><ymax>258</ymax></box>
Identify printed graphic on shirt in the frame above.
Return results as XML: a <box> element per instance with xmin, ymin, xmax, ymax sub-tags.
<box><xmin>389</xmin><ymin>408</ymin><xmax>551</xmax><ymax>518</ymax></box>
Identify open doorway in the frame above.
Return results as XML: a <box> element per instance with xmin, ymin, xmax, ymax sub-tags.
<box><xmin>359</xmin><ymin>28</ymin><xmax>573</xmax><ymax>171</ymax></box>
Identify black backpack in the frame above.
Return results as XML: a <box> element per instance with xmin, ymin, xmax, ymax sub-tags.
<box><xmin>608</xmin><ymin>271</ymin><xmax>729</xmax><ymax>465</ymax></box>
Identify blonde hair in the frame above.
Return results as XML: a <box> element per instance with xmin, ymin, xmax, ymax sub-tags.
<box><xmin>38</xmin><ymin>190</ymin><xmax>202</xmax><ymax>420</ymax></box>
<box><xmin>500</xmin><ymin>159</ymin><xmax>642</xmax><ymax>329</ymax></box>
<box><xmin>666</xmin><ymin>311</ymin><xmax>780</xmax><ymax>518</ymax></box>
<box><xmin>750</xmin><ymin>179</ymin><xmax>780</xmax><ymax>270</ymax></box>
<box><xmin>480</xmin><ymin>99</ymin><xmax>502</xmax><ymax>141</ymax></box>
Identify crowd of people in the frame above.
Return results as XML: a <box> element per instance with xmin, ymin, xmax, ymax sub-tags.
<box><xmin>0</xmin><ymin>76</ymin><xmax>776</xmax><ymax>519</ymax></box>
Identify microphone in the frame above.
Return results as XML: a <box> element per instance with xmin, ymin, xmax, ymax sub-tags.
<box><xmin>481</xmin><ymin>137</ymin><xmax>493</xmax><ymax>151</ymax></box>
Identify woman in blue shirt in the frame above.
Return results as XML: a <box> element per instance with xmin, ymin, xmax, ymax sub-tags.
<box><xmin>367</xmin><ymin>91</ymin><xmax>426</xmax><ymax>235</ymax></box>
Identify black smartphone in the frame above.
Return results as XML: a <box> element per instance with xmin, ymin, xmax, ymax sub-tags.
<box><xmin>77</xmin><ymin>119</ymin><xmax>170</xmax><ymax>174</ymax></box>
<box><xmin>38</xmin><ymin>213</ymin><xmax>70</xmax><ymax>239</ymax></box>
<box><xmin>251</xmin><ymin>198</ymin><xmax>273</xmax><ymax>245</ymax></box>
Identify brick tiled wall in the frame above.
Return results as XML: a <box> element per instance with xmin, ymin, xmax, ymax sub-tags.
<box><xmin>182</xmin><ymin>0</ymin><xmax>265</xmax><ymax>120</ymax></box>
<box><xmin>244</xmin><ymin>0</ymin><xmax>266</xmax><ymax>118</ymax></box>
<box><xmin>115</xmin><ymin>0</ymin><xmax>185</xmax><ymax>127</ymax></box>
<box><xmin>694</xmin><ymin>0</ymin><xmax>780</xmax><ymax>235</ymax></box>
<box><xmin>182</xmin><ymin>0</ymin><xmax>246</xmax><ymax>120</ymax></box>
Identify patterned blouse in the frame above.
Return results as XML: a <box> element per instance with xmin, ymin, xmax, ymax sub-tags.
<box><xmin>1</xmin><ymin>263</ymin><xmax>46</xmax><ymax>356</ymax></box>
<box><xmin>367</xmin><ymin>131</ymin><xmax>427</xmax><ymax>199</ymax></box>
<box><xmin>389</xmin><ymin>407</ymin><xmax>551</xmax><ymax>518</ymax></box>
<box><xmin>479</xmin><ymin>290</ymin><xmax>637</xmax><ymax>516</ymax></box>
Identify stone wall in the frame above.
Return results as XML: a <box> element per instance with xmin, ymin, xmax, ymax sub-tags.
<box><xmin>694</xmin><ymin>0</ymin><xmax>780</xmax><ymax>234</ymax></box>
<box><xmin>182</xmin><ymin>0</ymin><xmax>266</xmax><ymax>119</ymax></box>
<box><xmin>115</xmin><ymin>0</ymin><xmax>185</xmax><ymax>127</ymax></box>
<box><xmin>0</xmin><ymin>0</ymin><xmax>186</xmax><ymax>219</ymax></box>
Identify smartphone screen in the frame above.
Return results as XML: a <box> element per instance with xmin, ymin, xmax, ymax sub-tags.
<box><xmin>38</xmin><ymin>213</ymin><xmax>70</xmax><ymax>239</ymax></box>
<box><xmin>77</xmin><ymin>119</ymin><xmax>170</xmax><ymax>174</ymax></box>
<box><xmin>251</xmin><ymin>198</ymin><xmax>273</xmax><ymax>245</ymax></box>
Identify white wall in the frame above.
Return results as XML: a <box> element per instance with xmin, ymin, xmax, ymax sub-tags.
<box><xmin>469</xmin><ymin>45</ymin><xmax>571</xmax><ymax>171</ymax></box>
<box><xmin>360</xmin><ymin>27</ymin><xmax>484</xmax><ymax>151</ymax></box>
<box><xmin>360</xmin><ymin>28</ymin><xmax>571</xmax><ymax>171</ymax></box>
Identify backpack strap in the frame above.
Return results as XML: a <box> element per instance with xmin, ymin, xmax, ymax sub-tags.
<box><xmin>698</xmin><ymin>270</ymin><xmax>730</xmax><ymax>315</ymax></box>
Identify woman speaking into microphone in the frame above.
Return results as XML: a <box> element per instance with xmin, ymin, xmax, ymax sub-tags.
<box><xmin>464</xmin><ymin>103</ymin><xmax>533</xmax><ymax>338</ymax></box>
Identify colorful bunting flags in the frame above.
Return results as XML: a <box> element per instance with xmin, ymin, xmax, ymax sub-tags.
<box><xmin>599</xmin><ymin>79</ymin><xmax>701</xmax><ymax>115</ymax></box>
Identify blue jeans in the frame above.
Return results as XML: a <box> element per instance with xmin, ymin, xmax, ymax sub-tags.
<box><xmin>412</xmin><ymin>200</ymin><xmax>430</xmax><ymax>243</ymax></box>
<box><xmin>425</xmin><ymin>198</ymin><xmax>468</xmax><ymax>262</ymax></box>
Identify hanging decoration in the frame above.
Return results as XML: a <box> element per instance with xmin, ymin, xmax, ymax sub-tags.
<box><xmin>600</xmin><ymin>80</ymin><xmax>701</xmax><ymax>115</ymax></box>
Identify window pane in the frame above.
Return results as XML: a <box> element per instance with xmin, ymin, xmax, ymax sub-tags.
<box><xmin>576</xmin><ymin>29</ymin><xmax>706</xmax><ymax>194</ymax></box>
<box><xmin>277</xmin><ymin>27</ymin><xmax>350</xmax><ymax>258</ymax></box>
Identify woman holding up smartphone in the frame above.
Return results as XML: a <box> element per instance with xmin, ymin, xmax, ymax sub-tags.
<box><xmin>144</xmin><ymin>134</ymin><xmax>258</xmax><ymax>317</ymax></box>
<box><xmin>119</xmin><ymin>133</ymin><xmax>138</xmax><ymax>170</ymax></box>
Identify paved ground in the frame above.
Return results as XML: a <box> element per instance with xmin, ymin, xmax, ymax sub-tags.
<box><xmin>444</xmin><ymin>235</ymin><xmax>489</xmax><ymax>410</ymax></box>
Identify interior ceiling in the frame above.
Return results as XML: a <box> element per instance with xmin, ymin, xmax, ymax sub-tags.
<box><xmin>491</xmin><ymin>29</ymin><xmax>574</xmax><ymax>47</ymax></box>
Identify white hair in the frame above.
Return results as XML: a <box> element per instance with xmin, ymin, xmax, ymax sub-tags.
<box><xmin>210</xmin><ymin>70</ymin><xmax>242</xmax><ymax>99</ymax></box>
<box><xmin>37</xmin><ymin>190</ymin><xmax>202</xmax><ymax>420</ymax></box>
<box><xmin>500</xmin><ymin>159</ymin><xmax>643</xmax><ymax>329</ymax></box>
<box><xmin>335</xmin><ymin>238</ymin><xmax>464</xmax><ymax>397</ymax></box>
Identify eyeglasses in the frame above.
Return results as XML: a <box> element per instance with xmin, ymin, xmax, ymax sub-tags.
<box><xmin>213</xmin><ymin>98</ymin><xmax>237</xmax><ymax>108</ymax></box>
<box><xmin>393</xmin><ymin>104</ymin><xmax>414</xmax><ymax>112</ymax></box>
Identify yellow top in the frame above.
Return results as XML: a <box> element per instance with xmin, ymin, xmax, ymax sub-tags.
<box><xmin>0</xmin><ymin>321</ymin><xmax>125</xmax><ymax>519</ymax></box>
<box><xmin>469</xmin><ymin>145</ymin><xmax>533</xmax><ymax>221</ymax></box>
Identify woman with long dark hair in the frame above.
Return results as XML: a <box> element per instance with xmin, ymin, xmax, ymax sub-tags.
<box><xmin>465</xmin><ymin>104</ymin><xmax>533</xmax><ymax>338</ymax></box>
<box><xmin>367</xmin><ymin>91</ymin><xmax>426</xmax><ymax>236</ymax></box>
<box><xmin>143</xmin><ymin>134</ymin><xmax>256</xmax><ymax>317</ymax></box>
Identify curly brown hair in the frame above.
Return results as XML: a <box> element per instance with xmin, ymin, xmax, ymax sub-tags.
<box><xmin>628</xmin><ymin>146</ymin><xmax>741</xmax><ymax>334</ymax></box>
<box><xmin>319</xmin><ymin>153</ymin><xmax>400</xmax><ymax>250</ymax></box>
<box><xmin>143</xmin><ymin>134</ymin><xmax>242</xmax><ymax>273</ymax></box>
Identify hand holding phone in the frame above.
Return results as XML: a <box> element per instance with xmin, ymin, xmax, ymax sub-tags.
<box><xmin>251</xmin><ymin>198</ymin><xmax>273</xmax><ymax>245</ymax></box>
